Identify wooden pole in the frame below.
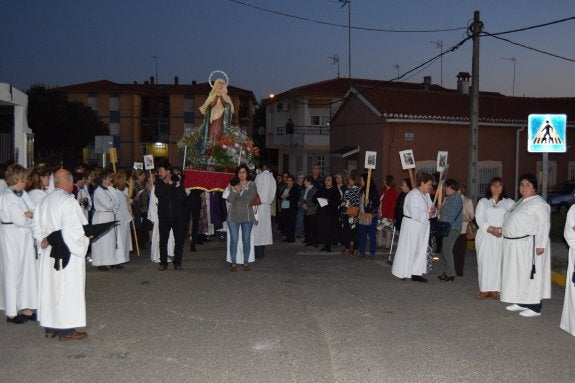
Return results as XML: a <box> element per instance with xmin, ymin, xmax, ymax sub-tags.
<box><xmin>408</xmin><ymin>168</ymin><xmax>415</xmax><ymax>191</ymax></box>
<box><xmin>109</xmin><ymin>148</ymin><xmax>117</xmax><ymax>173</ymax></box>
<box><xmin>127</xmin><ymin>178</ymin><xmax>140</xmax><ymax>256</ymax></box>
<box><xmin>365</xmin><ymin>168</ymin><xmax>372</xmax><ymax>203</ymax></box>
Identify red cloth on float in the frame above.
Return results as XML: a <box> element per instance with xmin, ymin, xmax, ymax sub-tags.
<box><xmin>184</xmin><ymin>170</ymin><xmax>234</xmax><ymax>191</ymax></box>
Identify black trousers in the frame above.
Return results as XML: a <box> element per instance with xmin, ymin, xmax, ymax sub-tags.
<box><xmin>342</xmin><ymin>220</ymin><xmax>358</xmax><ymax>250</ymax></box>
<box><xmin>303</xmin><ymin>214</ymin><xmax>318</xmax><ymax>245</ymax></box>
<box><xmin>159</xmin><ymin>217</ymin><xmax>186</xmax><ymax>266</ymax></box>
<box><xmin>281</xmin><ymin>208</ymin><xmax>297</xmax><ymax>241</ymax></box>
<box><xmin>453</xmin><ymin>233</ymin><xmax>467</xmax><ymax>275</ymax></box>
<box><xmin>189</xmin><ymin>207</ymin><xmax>201</xmax><ymax>245</ymax></box>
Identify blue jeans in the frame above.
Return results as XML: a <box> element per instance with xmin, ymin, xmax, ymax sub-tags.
<box><xmin>358</xmin><ymin>215</ymin><xmax>378</xmax><ymax>256</ymax></box>
<box><xmin>228</xmin><ymin>221</ymin><xmax>253</xmax><ymax>264</ymax></box>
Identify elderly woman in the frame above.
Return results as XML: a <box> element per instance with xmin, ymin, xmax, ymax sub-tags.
<box><xmin>474</xmin><ymin>177</ymin><xmax>514</xmax><ymax>299</ymax></box>
<box><xmin>392</xmin><ymin>172</ymin><xmax>436</xmax><ymax>282</ymax></box>
<box><xmin>357</xmin><ymin>173</ymin><xmax>380</xmax><ymax>258</ymax></box>
<box><xmin>437</xmin><ymin>179</ymin><xmax>464</xmax><ymax>282</ymax></box>
<box><xmin>315</xmin><ymin>174</ymin><xmax>341</xmax><ymax>252</ymax></box>
<box><xmin>501</xmin><ymin>173</ymin><xmax>551</xmax><ymax>317</ymax></box>
<box><xmin>0</xmin><ymin>164</ymin><xmax>37</xmax><ymax>324</ymax></box>
<box><xmin>341</xmin><ymin>174</ymin><xmax>360</xmax><ymax>256</ymax></box>
<box><xmin>301</xmin><ymin>176</ymin><xmax>319</xmax><ymax>247</ymax></box>
<box><xmin>225</xmin><ymin>164</ymin><xmax>258</xmax><ymax>272</ymax></box>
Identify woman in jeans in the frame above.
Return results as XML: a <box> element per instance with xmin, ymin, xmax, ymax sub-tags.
<box><xmin>225</xmin><ymin>164</ymin><xmax>258</xmax><ymax>272</ymax></box>
<box><xmin>437</xmin><ymin>179</ymin><xmax>463</xmax><ymax>282</ymax></box>
<box><xmin>357</xmin><ymin>173</ymin><xmax>380</xmax><ymax>259</ymax></box>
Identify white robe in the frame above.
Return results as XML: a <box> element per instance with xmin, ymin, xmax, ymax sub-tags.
<box><xmin>113</xmin><ymin>188</ymin><xmax>132</xmax><ymax>264</ymax></box>
<box><xmin>148</xmin><ymin>186</ymin><xmax>174</xmax><ymax>263</ymax></box>
<box><xmin>500</xmin><ymin>195</ymin><xmax>551</xmax><ymax>304</ymax></box>
<box><xmin>28</xmin><ymin>189</ymin><xmax>48</xmax><ymax>206</ymax></box>
<box><xmin>253</xmin><ymin>170</ymin><xmax>277</xmax><ymax>246</ymax></box>
<box><xmin>561</xmin><ymin>205</ymin><xmax>575</xmax><ymax>336</ymax></box>
<box><xmin>392</xmin><ymin>189</ymin><xmax>432</xmax><ymax>279</ymax></box>
<box><xmin>0</xmin><ymin>189</ymin><xmax>37</xmax><ymax>317</ymax></box>
<box><xmin>474</xmin><ymin>197</ymin><xmax>515</xmax><ymax>292</ymax></box>
<box><xmin>33</xmin><ymin>189</ymin><xmax>89</xmax><ymax>329</ymax></box>
<box><xmin>223</xmin><ymin>187</ymin><xmax>255</xmax><ymax>264</ymax></box>
<box><xmin>91</xmin><ymin>186</ymin><xmax>122</xmax><ymax>266</ymax></box>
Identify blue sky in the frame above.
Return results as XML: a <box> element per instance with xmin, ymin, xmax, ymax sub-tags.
<box><xmin>1</xmin><ymin>0</ymin><xmax>574</xmax><ymax>100</ymax></box>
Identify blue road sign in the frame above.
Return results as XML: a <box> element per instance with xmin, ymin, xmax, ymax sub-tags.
<box><xmin>528</xmin><ymin>114</ymin><xmax>567</xmax><ymax>153</ymax></box>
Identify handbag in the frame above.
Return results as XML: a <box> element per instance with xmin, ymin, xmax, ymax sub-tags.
<box><xmin>430</xmin><ymin>220</ymin><xmax>452</xmax><ymax>237</ymax></box>
<box><xmin>358</xmin><ymin>212</ymin><xmax>373</xmax><ymax>225</ymax></box>
<box><xmin>466</xmin><ymin>219</ymin><xmax>479</xmax><ymax>240</ymax></box>
<box><xmin>345</xmin><ymin>206</ymin><xmax>359</xmax><ymax>217</ymax></box>
<box><xmin>249</xmin><ymin>193</ymin><xmax>261</xmax><ymax>206</ymax></box>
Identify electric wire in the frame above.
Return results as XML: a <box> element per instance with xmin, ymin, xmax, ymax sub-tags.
<box><xmin>485</xmin><ymin>15</ymin><xmax>575</xmax><ymax>36</ymax></box>
<box><xmin>229</xmin><ymin>0</ymin><xmax>467</xmax><ymax>33</ymax></box>
<box><xmin>482</xmin><ymin>32</ymin><xmax>575</xmax><ymax>63</ymax></box>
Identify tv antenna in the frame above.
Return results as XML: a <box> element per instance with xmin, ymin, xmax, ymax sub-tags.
<box><xmin>430</xmin><ymin>40</ymin><xmax>443</xmax><ymax>86</ymax></box>
<box><xmin>329</xmin><ymin>54</ymin><xmax>340</xmax><ymax>78</ymax></box>
<box><xmin>393</xmin><ymin>64</ymin><xmax>400</xmax><ymax>81</ymax></box>
<box><xmin>501</xmin><ymin>56</ymin><xmax>516</xmax><ymax>96</ymax></box>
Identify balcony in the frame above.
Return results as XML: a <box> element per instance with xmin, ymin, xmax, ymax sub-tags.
<box><xmin>269</xmin><ymin>124</ymin><xmax>330</xmax><ymax>148</ymax></box>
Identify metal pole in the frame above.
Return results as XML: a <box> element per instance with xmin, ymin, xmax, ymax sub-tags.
<box><xmin>467</xmin><ymin>10</ymin><xmax>482</xmax><ymax>203</ymax></box>
<box><xmin>347</xmin><ymin>1</ymin><xmax>351</xmax><ymax>78</ymax></box>
<box><xmin>541</xmin><ymin>152</ymin><xmax>549</xmax><ymax>200</ymax></box>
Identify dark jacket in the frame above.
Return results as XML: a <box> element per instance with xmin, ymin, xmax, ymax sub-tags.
<box><xmin>154</xmin><ymin>179</ymin><xmax>188</xmax><ymax>220</ymax></box>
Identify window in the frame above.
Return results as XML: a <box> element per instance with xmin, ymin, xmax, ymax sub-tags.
<box><xmin>110</xmin><ymin>94</ymin><xmax>119</xmax><ymax>111</ymax></box>
<box><xmin>536</xmin><ymin>160</ymin><xmax>557</xmax><ymax>188</ymax></box>
<box><xmin>184</xmin><ymin>95</ymin><xmax>194</xmax><ymax>112</ymax></box>
<box><xmin>310</xmin><ymin>115</ymin><xmax>329</xmax><ymax>126</ymax></box>
<box><xmin>109</xmin><ymin>122</ymin><xmax>120</xmax><ymax>136</ymax></box>
<box><xmin>477</xmin><ymin>161</ymin><xmax>502</xmax><ymax>195</ymax></box>
<box><xmin>415</xmin><ymin>160</ymin><xmax>436</xmax><ymax>176</ymax></box>
<box><xmin>88</xmin><ymin>93</ymin><xmax>98</xmax><ymax>112</ymax></box>
<box><xmin>306</xmin><ymin>153</ymin><xmax>327</xmax><ymax>176</ymax></box>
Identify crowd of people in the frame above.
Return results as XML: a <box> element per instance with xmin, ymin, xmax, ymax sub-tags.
<box><xmin>0</xmin><ymin>160</ymin><xmax>573</xmax><ymax>339</ymax></box>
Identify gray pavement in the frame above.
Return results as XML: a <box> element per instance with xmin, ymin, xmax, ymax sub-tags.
<box><xmin>2</xmin><ymin>236</ymin><xmax>574</xmax><ymax>383</ymax></box>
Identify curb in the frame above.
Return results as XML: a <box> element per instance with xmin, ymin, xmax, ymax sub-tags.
<box><xmin>552</xmin><ymin>271</ymin><xmax>566</xmax><ymax>288</ymax></box>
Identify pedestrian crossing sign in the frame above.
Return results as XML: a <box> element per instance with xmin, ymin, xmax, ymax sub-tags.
<box><xmin>527</xmin><ymin>114</ymin><xmax>567</xmax><ymax>153</ymax></box>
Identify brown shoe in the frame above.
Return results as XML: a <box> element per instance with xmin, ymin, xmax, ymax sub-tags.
<box><xmin>476</xmin><ymin>291</ymin><xmax>489</xmax><ymax>300</ymax></box>
<box><xmin>489</xmin><ymin>291</ymin><xmax>500</xmax><ymax>300</ymax></box>
<box><xmin>230</xmin><ymin>265</ymin><xmax>237</xmax><ymax>272</ymax></box>
<box><xmin>242</xmin><ymin>264</ymin><xmax>251</xmax><ymax>271</ymax></box>
<box><xmin>59</xmin><ymin>331</ymin><xmax>88</xmax><ymax>341</ymax></box>
<box><xmin>158</xmin><ymin>264</ymin><xmax>167</xmax><ymax>271</ymax></box>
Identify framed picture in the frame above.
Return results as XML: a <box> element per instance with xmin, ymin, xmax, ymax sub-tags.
<box><xmin>143</xmin><ymin>154</ymin><xmax>155</xmax><ymax>170</ymax></box>
<box><xmin>399</xmin><ymin>149</ymin><xmax>415</xmax><ymax>170</ymax></box>
<box><xmin>436</xmin><ymin>151</ymin><xmax>448</xmax><ymax>172</ymax></box>
<box><xmin>133</xmin><ymin>162</ymin><xmax>144</xmax><ymax>170</ymax></box>
<box><xmin>365</xmin><ymin>151</ymin><xmax>377</xmax><ymax>169</ymax></box>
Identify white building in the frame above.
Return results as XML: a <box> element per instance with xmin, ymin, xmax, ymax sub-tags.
<box><xmin>0</xmin><ymin>83</ymin><xmax>33</xmax><ymax>166</ymax></box>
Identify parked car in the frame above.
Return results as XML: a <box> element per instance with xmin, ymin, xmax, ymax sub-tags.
<box><xmin>547</xmin><ymin>181</ymin><xmax>575</xmax><ymax>213</ymax></box>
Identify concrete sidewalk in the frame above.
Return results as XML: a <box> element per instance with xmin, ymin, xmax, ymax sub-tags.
<box><xmin>2</xmin><ymin>238</ymin><xmax>574</xmax><ymax>383</ymax></box>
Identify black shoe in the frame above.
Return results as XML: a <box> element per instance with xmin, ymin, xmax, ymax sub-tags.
<box><xmin>7</xmin><ymin>315</ymin><xmax>27</xmax><ymax>324</ymax></box>
<box><xmin>190</xmin><ymin>244</ymin><xmax>197</xmax><ymax>252</ymax></box>
<box><xmin>411</xmin><ymin>275</ymin><xmax>428</xmax><ymax>283</ymax></box>
<box><xmin>173</xmin><ymin>263</ymin><xmax>182</xmax><ymax>270</ymax></box>
<box><xmin>305</xmin><ymin>243</ymin><xmax>313</xmax><ymax>247</ymax></box>
<box><xmin>456</xmin><ymin>273</ymin><xmax>463</xmax><ymax>277</ymax></box>
<box><xmin>110</xmin><ymin>265</ymin><xmax>124</xmax><ymax>269</ymax></box>
<box><xmin>158</xmin><ymin>264</ymin><xmax>168</xmax><ymax>271</ymax></box>
<box><xmin>97</xmin><ymin>266</ymin><xmax>109</xmax><ymax>271</ymax></box>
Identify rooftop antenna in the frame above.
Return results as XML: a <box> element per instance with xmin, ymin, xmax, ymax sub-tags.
<box><xmin>329</xmin><ymin>54</ymin><xmax>340</xmax><ymax>78</ymax></box>
<box><xmin>430</xmin><ymin>40</ymin><xmax>444</xmax><ymax>87</ymax></box>
<box><xmin>152</xmin><ymin>55</ymin><xmax>158</xmax><ymax>83</ymax></box>
<box><xmin>393</xmin><ymin>64</ymin><xmax>399</xmax><ymax>81</ymax></box>
<box><xmin>501</xmin><ymin>56</ymin><xmax>516</xmax><ymax>96</ymax></box>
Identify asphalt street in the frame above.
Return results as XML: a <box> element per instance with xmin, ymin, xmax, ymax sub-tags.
<box><xmin>2</xmin><ymin>236</ymin><xmax>574</xmax><ymax>383</ymax></box>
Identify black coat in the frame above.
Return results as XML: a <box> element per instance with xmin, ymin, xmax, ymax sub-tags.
<box><xmin>154</xmin><ymin>179</ymin><xmax>188</xmax><ymax>220</ymax></box>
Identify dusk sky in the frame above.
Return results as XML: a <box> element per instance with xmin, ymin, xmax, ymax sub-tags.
<box><xmin>1</xmin><ymin>0</ymin><xmax>574</xmax><ymax>100</ymax></box>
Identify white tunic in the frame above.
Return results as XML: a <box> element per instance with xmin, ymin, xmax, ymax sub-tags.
<box><xmin>392</xmin><ymin>189</ymin><xmax>432</xmax><ymax>279</ymax></box>
<box><xmin>561</xmin><ymin>205</ymin><xmax>575</xmax><ymax>336</ymax></box>
<box><xmin>28</xmin><ymin>189</ymin><xmax>48</xmax><ymax>206</ymax></box>
<box><xmin>0</xmin><ymin>189</ymin><xmax>37</xmax><ymax>317</ymax></box>
<box><xmin>113</xmin><ymin>188</ymin><xmax>132</xmax><ymax>264</ymax></box>
<box><xmin>500</xmin><ymin>195</ymin><xmax>551</xmax><ymax>304</ymax></box>
<box><xmin>474</xmin><ymin>197</ymin><xmax>515</xmax><ymax>292</ymax></box>
<box><xmin>148</xmin><ymin>186</ymin><xmax>174</xmax><ymax>263</ymax></box>
<box><xmin>33</xmin><ymin>189</ymin><xmax>89</xmax><ymax>329</ymax></box>
<box><xmin>252</xmin><ymin>170</ymin><xmax>277</xmax><ymax>246</ymax></box>
<box><xmin>91</xmin><ymin>186</ymin><xmax>122</xmax><ymax>266</ymax></box>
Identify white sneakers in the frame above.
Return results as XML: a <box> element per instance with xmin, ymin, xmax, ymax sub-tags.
<box><xmin>519</xmin><ymin>309</ymin><xmax>541</xmax><ymax>317</ymax></box>
<box><xmin>506</xmin><ymin>304</ymin><xmax>541</xmax><ymax>317</ymax></box>
<box><xmin>506</xmin><ymin>304</ymin><xmax>526</xmax><ymax>312</ymax></box>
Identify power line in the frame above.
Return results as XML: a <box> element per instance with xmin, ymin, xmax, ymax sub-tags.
<box><xmin>486</xmin><ymin>15</ymin><xmax>575</xmax><ymax>36</ymax></box>
<box><xmin>482</xmin><ymin>32</ymin><xmax>575</xmax><ymax>63</ymax></box>
<box><xmin>229</xmin><ymin>0</ymin><xmax>467</xmax><ymax>33</ymax></box>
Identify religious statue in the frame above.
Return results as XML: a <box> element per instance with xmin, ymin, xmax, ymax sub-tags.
<box><xmin>198</xmin><ymin>71</ymin><xmax>234</xmax><ymax>154</ymax></box>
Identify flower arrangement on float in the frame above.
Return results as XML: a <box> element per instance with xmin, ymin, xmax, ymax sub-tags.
<box><xmin>177</xmin><ymin>124</ymin><xmax>260</xmax><ymax>172</ymax></box>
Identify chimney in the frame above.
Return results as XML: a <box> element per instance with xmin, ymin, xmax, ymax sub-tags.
<box><xmin>150</xmin><ymin>76</ymin><xmax>155</xmax><ymax>85</ymax></box>
<box><xmin>423</xmin><ymin>76</ymin><xmax>432</xmax><ymax>85</ymax></box>
<box><xmin>174</xmin><ymin>76</ymin><xmax>179</xmax><ymax>85</ymax></box>
<box><xmin>456</xmin><ymin>72</ymin><xmax>471</xmax><ymax>94</ymax></box>
<box><xmin>133</xmin><ymin>81</ymin><xmax>138</xmax><ymax>84</ymax></box>
<box><xmin>191</xmin><ymin>80</ymin><xmax>197</xmax><ymax>85</ymax></box>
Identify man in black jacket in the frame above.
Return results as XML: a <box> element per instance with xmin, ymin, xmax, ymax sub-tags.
<box><xmin>155</xmin><ymin>163</ymin><xmax>187</xmax><ymax>270</ymax></box>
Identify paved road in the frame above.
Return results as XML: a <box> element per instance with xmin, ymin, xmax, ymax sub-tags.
<box><xmin>2</xmin><ymin>237</ymin><xmax>574</xmax><ymax>383</ymax></box>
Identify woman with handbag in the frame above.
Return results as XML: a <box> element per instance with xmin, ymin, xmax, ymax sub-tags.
<box><xmin>341</xmin><ymin>175</ymin><xmax>360</xmax><ymax>256</ymax></box>
<box><xmin>392</xmin><ymin>172</ymin><xmax>436</xmax><ymax>282</ymax></box>
<box><xmin>474</xmin><ymin>177</ymin><xmax>514</xmax><ymax>299</ymax></box>
<box><xmin>357</xmin><ymin>173</ymin><xmax>380</xmax><ymax>259</ymax></box>
<box><xmin>379</xmin><ymin>175</ymin><xmax>399</xmax><ymax>249</ymax></box>
<box><xmin>437</xmin><ymin>179</ymin><xmax>464</xmax><ymax>282</ymax></box>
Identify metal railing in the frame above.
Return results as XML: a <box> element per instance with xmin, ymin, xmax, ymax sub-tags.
<box><xmin>276</xmin><ymin>125</ymin><xmax>330</xmax><ymax>135</ymax></box>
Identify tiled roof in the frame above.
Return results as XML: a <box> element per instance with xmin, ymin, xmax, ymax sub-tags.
<box><xmin>262</xmin><ymin>77</ymin><xmax>451</xmax><ymax>105</ymax></box>
<box><xmin>355</xmin><ymin>86</ymin><xmax>575</xmax><ymax>124</ymax></box>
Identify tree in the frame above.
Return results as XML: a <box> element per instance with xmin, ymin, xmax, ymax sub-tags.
<box><xmin>27</xmin><ymin>84</ymin><xmax>107</xmax><ymax>166</ymax></box>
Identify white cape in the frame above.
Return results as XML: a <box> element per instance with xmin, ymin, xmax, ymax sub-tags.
<box><xmin>561</xmin><ymin>205</ymin><xmax>575</xmax><ymax>336</ymax></box>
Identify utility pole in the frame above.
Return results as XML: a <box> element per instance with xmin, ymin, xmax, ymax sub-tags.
<box><xmin>468</xmin><ymin>10</ymin><xmax>483</xmax><ymax>203</ymax></box>
<box><xmin>339</xmin><ymin>0</ymin><xmax>351</xmax><ymax>78</ymax></box>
